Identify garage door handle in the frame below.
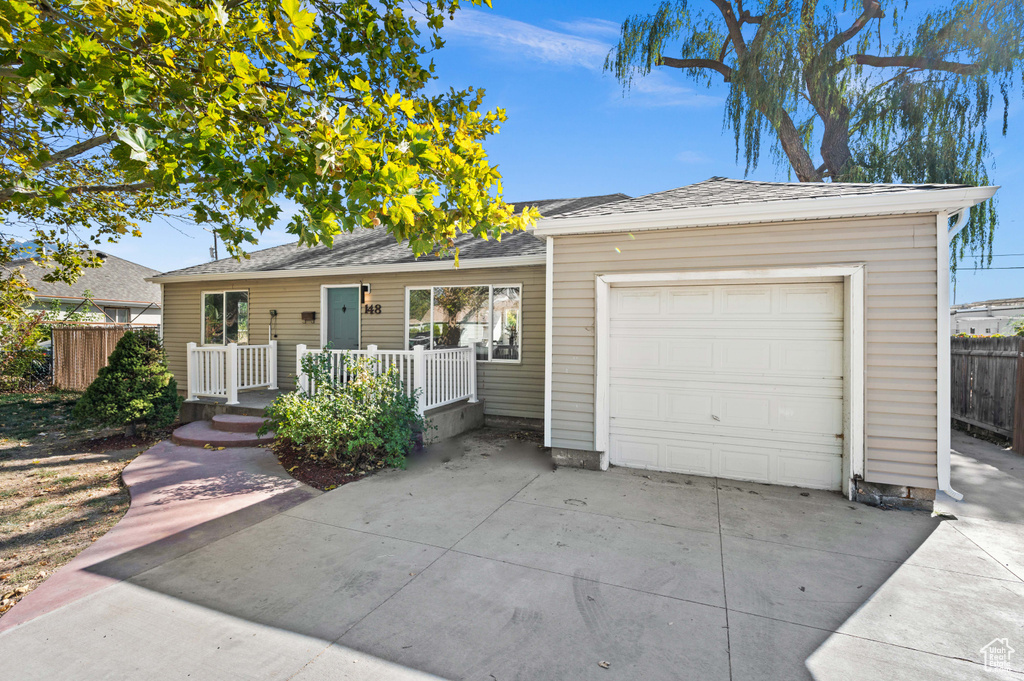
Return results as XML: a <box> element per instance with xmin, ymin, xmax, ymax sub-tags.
<box><xmin>712</xmin><ymin>415</ymin><xmax>720</xmax><ymax>422</ymax></box>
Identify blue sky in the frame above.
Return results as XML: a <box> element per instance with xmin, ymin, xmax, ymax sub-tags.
<box><xmin>83</xmin><ymin>1</ymin><xmax>1023</xmax><ymax>304</ymax></box>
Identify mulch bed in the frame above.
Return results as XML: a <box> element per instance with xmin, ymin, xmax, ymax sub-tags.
<box><xmin>273</xmin><ymin>440</ymin><xmax>376</xmax><ymax>491</ymax></box>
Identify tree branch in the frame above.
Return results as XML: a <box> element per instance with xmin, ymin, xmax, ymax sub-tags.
<box><xmin>1</xmin><ymin>180</ymin><xmax>156</xmax><ymax>203</ymax></box>
<box><xmin>709</xmin><ymin>0</ymin><xmax>748</xmax><ymax>57</ymax></box>
<box><xmin>820</xmin><ymin>1</ymin><xmax>884</xmax><ymax>56</ymax></box>
<box><xmin>853</xmin><ymin>54</ymin><xmax>983</xmax><ymax>76</ymax></box>
<box><xmin>35</xmin><ymin>134</ymin><xmax>113</xmax><ymax>172</ymax></box>
<box><xmin>658</xmin><ymin>56</ymin><xmax>733</xmax><ymax>81</ymax></box>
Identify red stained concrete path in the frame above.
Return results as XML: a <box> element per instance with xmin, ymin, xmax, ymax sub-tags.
<box><xmin>0</xmin><ymin>440</ymin><xmax>318</xmax><ymax>633</ymax></box>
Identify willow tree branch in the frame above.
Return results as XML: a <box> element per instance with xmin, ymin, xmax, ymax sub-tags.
<box><xmin>709</xmin><ymin>0</ymin><xmax>748</xmax><ymax>57</ymax></box>
<box><xmin>821</xmin><ymin>0</ymin><xmax>884</xmax><ymax>56</ymax></box>
<box><xmin>658</xmin><ymin>56</ymin><xmax>733</xmax><ymax>82</ymax></box>
<box><xmin>854</xmin><ymin>54</ymin><xmax>983</xmax><ymax>75</ymax></box>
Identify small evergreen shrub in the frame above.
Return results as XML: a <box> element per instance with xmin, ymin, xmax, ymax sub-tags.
<box><xmin>73</xmin><ymin>329</ymin><xmax>182</xmax><ymax>435</ymax></box>
<box><xmin>261</xmin><ymin>350</ymin><xmax>425</xmax><ymax>470</ymax></box>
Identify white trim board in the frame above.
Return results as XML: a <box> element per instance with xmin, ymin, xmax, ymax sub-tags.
<box><xmin>543</xmin><ymin>237</ymin><xmax>554</xmax><ymax>447</ymax></box>
<box><xmin>535</xmin><ymin>186</ymin><xmax>997</xmax><ymax>237</ymax></box>
<box><xmin>592</xmin><ymin>265</ymin><xmax>866</xmax><ymax>499</ymax></box>
<box><xmin>936</xmin><ymin>211</ymin><xmax>962</xmax><ymax>501</ymax></box>
<box><xmin>150</xmin><ymin>254</ymin><xmax>546</xmax><ymax>284</ymax></box>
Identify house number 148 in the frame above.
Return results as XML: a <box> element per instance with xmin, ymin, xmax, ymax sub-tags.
<box><xmin>364</xmin><ymin>304</ymin><xmax>382</xmax><ymax>314</ymax></box>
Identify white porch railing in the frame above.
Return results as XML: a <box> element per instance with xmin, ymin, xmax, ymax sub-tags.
<box><xmin>295</xmin><ymin>343</ymin><xmax>478</xmax><ymax>414</ymax></box>
<box><xmin>186</xmin><ymin>341</ymin><xmax>278</xmax><ymax>405</ymax></box>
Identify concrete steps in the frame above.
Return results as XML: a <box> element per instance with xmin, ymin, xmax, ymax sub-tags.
<box><xmin>171</xmin><ymin>414</ymin><xmax>275</xmax><ymax>448</ymax></box>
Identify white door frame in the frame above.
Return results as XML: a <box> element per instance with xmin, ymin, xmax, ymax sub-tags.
<box><xmin>320</xmin><ymin>284</ymin><xmax>362</xmax><ymax>349</ymax></box>
<box><xmin>594</xmin><ymin>264</ymin><xmax>866</xmax><ymax>499</ymax></box>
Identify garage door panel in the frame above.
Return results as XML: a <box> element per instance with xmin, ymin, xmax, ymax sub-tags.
<box><xmin>719</xmin><ymin>286</ymin><xmax>773</xmax><ymax>315</ymax></box>
<box><xmin>610</xmin><ymin>437</ymin><xmax>659</xmax><ymax>469</ymax></box>
<box><xmin>776</xmin><ymin>454</ymin><xmax>842</xmax><ymax>489</ymax></box>
<box><xmin>610</xmin><ymin>337</ymin><xmax>660</xmax><ymax>369</ymax></box>
<box><xmin>666</xmin><ymin>288</ymin><xmax>715</xmax><ymax>315</ymax></box>
<box><xmin>778</xmin><ymin>284</ymin><xmax>842</xmax><ymax>317</ymax></box>
<box><xmin>717</xmin><ymin>446</ymin><xmax>772</xmax><ymax>483</ymax></box>
<box><xmin>716</xmin><ymin>394</ymin><xmax>771</xmax><ymax>428</ymax></box>
<box><xmin>609</xmin><ymin>281</ymin><xmax>844</xmax><ymax>490</ymax></box>
<box><xmin>717</xmin><ymin>340</ymin><xmax>772</xmax><ymax>372</ymax></box>
<box><xmin>612</xmin><ymin>288</ymin><xmax>662</xmax><ymax>316</ymax></box>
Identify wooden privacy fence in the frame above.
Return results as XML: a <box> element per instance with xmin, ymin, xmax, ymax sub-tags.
<box><xmin>950</xmin><ymin>336</ymin><xmax>1024</xmax><ymax>451</ymax></box>
<box><xmin>51</xmin><ymin>325</ymin><xmax>128</xmax><ymax>391</ymax></box>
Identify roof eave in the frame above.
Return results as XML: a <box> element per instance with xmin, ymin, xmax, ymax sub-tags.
<box><xmin>147</xmin><ymin>253</ymin><xmax>547</xmax><ymax>284</ymax></box>
<box><xmin>533</xmin><ymin>186</ymin><xmax>1000</xmax><ymax>237</ymax></box>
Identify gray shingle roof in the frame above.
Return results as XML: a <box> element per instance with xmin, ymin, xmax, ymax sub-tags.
<box><xmin>6</xmin><ymin>251</ymin><xmax>161</xmax><ymax>305</ymax></box>
<box><xmin>554</xmin><ymin>177</ymin><xmax>974</xmax><ymax>219</ymax></box>
<box><xmin>154</xmin><ymin>193</ymin><xmax>630</xmax><ymax>280</ymax></box>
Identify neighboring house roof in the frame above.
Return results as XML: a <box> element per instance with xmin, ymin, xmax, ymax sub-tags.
<box><xmin>536</xmin><ymin>176</ymin><xmax>998</xmax><ymax>236</ymax></box>
<box><xmin>152</xmin><ymin>193</ymin><xmax>629</xmax><ymax>282</ymax></box>
<box><xmin>950</xmin><ymin>297</ymin><xmax>1024</xmax><ymax>310</ymax></box>
<box><xmin>7</xmin><ymin>251</ymin><xmax>161</xmax><ymax>306</ymax></box>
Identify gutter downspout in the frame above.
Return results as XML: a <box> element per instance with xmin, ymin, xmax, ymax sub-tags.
<box><xmin>938</xmin><ymin>208</ymin><xmax>971</xmax><ymax>502</ymax></box>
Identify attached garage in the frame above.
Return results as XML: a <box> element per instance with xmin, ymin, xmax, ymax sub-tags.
<box><xmin>607</xmin><ymin>281</ymin><xmax>844</xmax><ymax>490</ymax></box>
<box><xmin>537</xmin><ymin>177</ymin><xmax>998</xmax><ymax>507</ymax></box>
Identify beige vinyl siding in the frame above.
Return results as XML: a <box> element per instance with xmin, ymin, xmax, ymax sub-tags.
<box><xmin>161</xmin><ymin>264</ymin><xmax>545</xmax><ymax>419</ymax></box>
<box><xmin>549</xmin><ymin>213</ymin><xmax>940</xmax><ymax>490</ymax></box>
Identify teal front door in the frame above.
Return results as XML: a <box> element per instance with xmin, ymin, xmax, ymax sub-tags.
<box><xmin>326</xmin><ymin>287</ymin><xmax>360</xmax><ymax>349</ymax></box>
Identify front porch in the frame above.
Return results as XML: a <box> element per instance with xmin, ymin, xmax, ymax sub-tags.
<box><xmin>181</xmin><ymin>342</ymin><xmax>485</xmax><ymax>442</ymax></box>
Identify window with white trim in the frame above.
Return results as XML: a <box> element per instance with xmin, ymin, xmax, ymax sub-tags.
<box><xmin>407</xmin><ymin>284</ymin><xmax>521</xmax><ymax>362</ymax></box>
<box><xmin>103</xmin><ymin>306</ymin><xmax>130</xmax><ymax>324</ymax></box>
<box><xmin>203</xmin><ymin>290</ymin><xmax>249</xmax><ymax>345</ymax></box>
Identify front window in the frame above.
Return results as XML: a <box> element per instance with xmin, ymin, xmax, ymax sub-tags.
<box><xmin>203</xmin><ymin>290</ymin><xmax>249</xmax><ymax>344</ymax></box>
<box><xmin>407</xmin><ymin>284</ymin><xmax>522</xmax><ymax>362</ymax></box>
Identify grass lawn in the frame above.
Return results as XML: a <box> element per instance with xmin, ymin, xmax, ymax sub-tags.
<box><xmin>0</xmin><ymin>391</ymin><xmax>168</xmax><ymax>618</ymax></box>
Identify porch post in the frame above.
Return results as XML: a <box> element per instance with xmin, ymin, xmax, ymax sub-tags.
<box><xmin>226</xmin><ymin>342</ymin><xmax>239</xmax><ymax>405</ymax></box>
<box><xmin>186</xmin><ymin>342</ymin><xmax>197</xmax><ymax>402</ymax></box>
<box><xmin>295</xmin><ymin>343</ymin><xmax>307</xmax><ymax>394</ymax></box>
<box><xmin>367</xmin><ymin>344</ymin><xmax>378</xmax><ymax>375</ymax></box>
<box><xmin>268</xmin><ymin>340</ymin><xmax>278</xmax><ymax>390</ymax></box>
<box><xmin>468</xmin><ymin>342</ymin><xmax>479</xmax><ymax>404</ymax></box>
<box><xmin>413</xmin><ymin>344</ymin><xmax>426</xmax><ymax>415</ymax></box>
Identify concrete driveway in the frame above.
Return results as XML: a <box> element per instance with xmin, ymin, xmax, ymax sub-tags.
<box><xmin>2</xmin><ymin>429</ymin><xmax>1023</xmax><ymax>680</ymax></box>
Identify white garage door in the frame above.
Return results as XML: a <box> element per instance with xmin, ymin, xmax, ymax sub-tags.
<box><xmin>608</xmin><ymin>282</ymin><xmax>844</xmax><ymax>490</ymax></box>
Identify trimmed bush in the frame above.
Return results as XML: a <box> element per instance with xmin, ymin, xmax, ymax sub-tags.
<box><xmin>261</xmin><ymin>350</ymin><xmax>425</xmax><ymax>470</ymax></box>
<box><xmin>73</xmin><ymin>329</ymin><xmax>182</xmax><ymax>435</ymax></box>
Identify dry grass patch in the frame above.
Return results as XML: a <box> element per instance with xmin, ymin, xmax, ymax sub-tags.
<box><xmin>0</xmin><ymin>391</ymin><xmax>169</xmax><ymax>617</ymax></box>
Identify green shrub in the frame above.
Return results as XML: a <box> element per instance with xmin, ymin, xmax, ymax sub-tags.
<box><xmin>261</xmin><ymin>350</ymin><xmax>425</xmax><ymax>470</ymax></box>
<box><xmin>73</xmin><ymin>329</ymin><xmax>182</xmax><ymax>435</ymax></box>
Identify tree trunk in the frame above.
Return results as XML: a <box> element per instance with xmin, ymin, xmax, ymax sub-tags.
<box><xmin>125</xmin><ymin>423</ymin><xmax>137</xmax><ymax>438</ymax></box>
<box><xmin>767</xmin><ymin>108</ymin><xmax>823</xmax><ymax>182</ymax></box>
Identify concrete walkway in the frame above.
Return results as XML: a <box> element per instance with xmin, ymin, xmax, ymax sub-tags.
<box><xmin>0</xmin><ymin>440</ymin><xmax>317</xmax><ymax>633</ymax></box>
<box><xmin>1</xmin><ymin>430</ymin><xmax>1023</xmax><ymax>679</ymax></box>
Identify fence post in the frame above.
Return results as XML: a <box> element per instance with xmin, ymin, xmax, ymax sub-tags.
<box><xmin>296</xmin><ymin>343</ymin><xmax>307</xmax><ymax>394</ymax></box>
<box><xmin>413</xmin><ymin>344</ymin><xmax>426</xmax><ymax>415</ymax></box>
<box><xmin>468</xmin><ymin>342</ymin><xmax>479</xmax><ymax>404</ymax></box>
<box><xmin>226</xmin><ymin>342</ymin><xmax>239</xmax><ymax>405</ymax></box>
<box><xmin>268</xmin><ymin>340</ymin><xmax>279</xmax><ymax>390</ymax></box>
<box><xmin>1015</xmin><ymin>338</ymin><xmax>1024</xmax><ymax>455</ymax></box>
<box><xmin>367</xmin><ymin>344</ymin><xmax>378</xmax><ymax>375</ymax></box>
<box><xmin>186</xmin><ymin>342</ymin><xmax>197</xmax><ymax>401</ymax></box>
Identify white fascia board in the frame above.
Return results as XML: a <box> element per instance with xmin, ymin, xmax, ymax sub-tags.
<box><xmin>534</xmin><ymin>186</ymin><xmax>999</xmax><ymax>237</ymax></box>
<box><xmin>147</xmin><ymin>254</ymin><xmax>546</xmax><ymax>284</ymax></box>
